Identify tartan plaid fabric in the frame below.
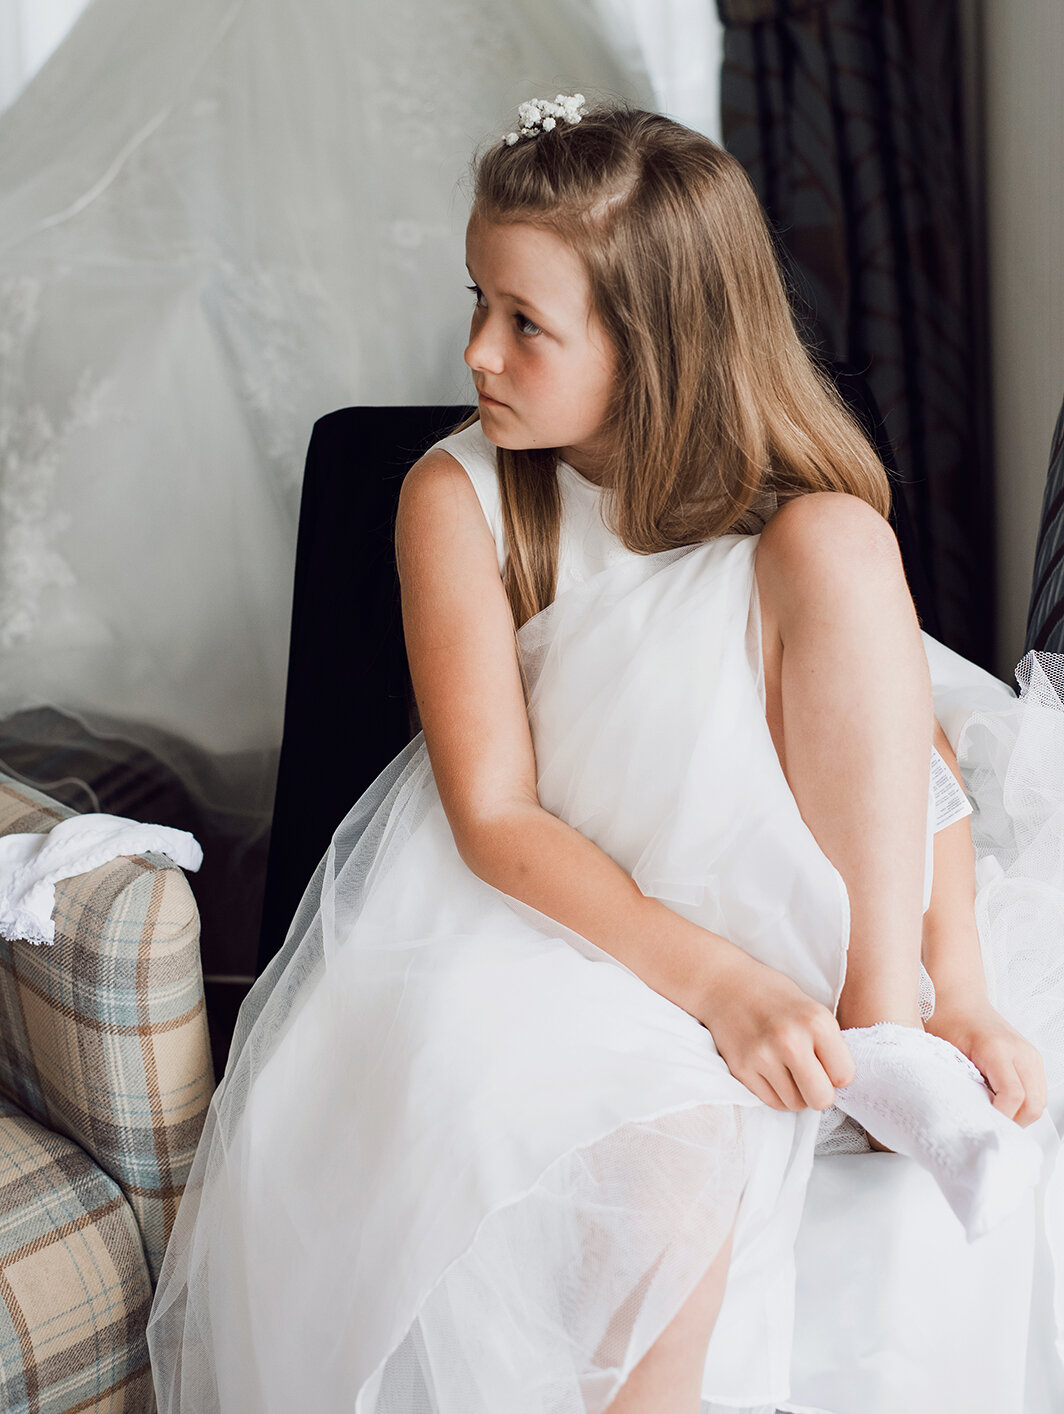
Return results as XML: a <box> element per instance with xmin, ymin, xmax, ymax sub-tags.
<box><xmin>0</xmin><ymin>774</ymin><xmax>215</xmax><ymax>1283</ymax></box>
<box><xmin>0</xmin><ymin>1094</ymin><xmax>154</xmax><ymax>1413</ymax></box>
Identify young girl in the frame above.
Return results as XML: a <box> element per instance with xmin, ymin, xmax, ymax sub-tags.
<box><xmin>147</xmin><ymin>100</ymin><xmax>1064</xmax><ymax>1413</ymax></box>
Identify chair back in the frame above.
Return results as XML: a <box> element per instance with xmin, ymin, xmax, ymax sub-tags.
<box><xmin>257</xmin><ymin>406</ymin><xmax>471</xmax><ymax>971</ymax></box>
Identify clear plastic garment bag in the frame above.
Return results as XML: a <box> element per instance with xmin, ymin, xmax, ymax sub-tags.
<box><xmin>0</xmin><ymin>0</ymin><xmax>658</xmax><ymax>856</ymax></box>
<box><xmin>0</xmin><ymin>0</ymin><xmax>660</xmax><ymax>974</ymax></box>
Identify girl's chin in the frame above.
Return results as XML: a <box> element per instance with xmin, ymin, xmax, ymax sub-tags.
<box><xmin>477</xmin><ymin>421</ymin><xmax>535</xmax><ymax>452</ymax></box>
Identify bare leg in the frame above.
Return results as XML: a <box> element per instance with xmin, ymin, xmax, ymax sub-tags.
<box><xmin>604</xmin><ymin>1227</ymin><xmax>734</xmax><ymax>1414</ymax></box>
<box><xmin>750</xmin><ymin>496</ymin><xmax>1043</xmax><ymax>1235</ymax></box>
<box><xmin>755</xmin><ymin>493</ymin><xmax>933</xmax><ymax>1030</ymax></box>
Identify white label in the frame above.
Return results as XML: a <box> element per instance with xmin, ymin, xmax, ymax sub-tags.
<box><xmin>931</xmin><ymin>745</ymin><xmax>972</xmax><ymax>832</ymax></box>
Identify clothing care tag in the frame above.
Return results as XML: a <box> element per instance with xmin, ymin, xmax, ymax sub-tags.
<box><xmin>931</xmin><ymin>746</ymin><xmax>973</xmax><ymax>832</ymax></box>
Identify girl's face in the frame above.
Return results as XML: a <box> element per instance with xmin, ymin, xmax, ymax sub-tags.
<box><xmin>464</xmin><ymin>216</ymin><xmax>618</xmax><ymax>481</ymax></box>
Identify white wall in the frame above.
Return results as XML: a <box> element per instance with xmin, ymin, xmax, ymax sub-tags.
<box><xmin>0</xmin><ymin>0</ymin><xmax>94</xmax><ymax>112</ymax></box>
<box><xmin>590</xmin><ymin>0</ymin><xmax>723</xmax><ymax>140</ymax></box>
<box><xmin>984</xmin><ymin>0</ymin><xmax>1064</xmax><ymax>675</ymax></box>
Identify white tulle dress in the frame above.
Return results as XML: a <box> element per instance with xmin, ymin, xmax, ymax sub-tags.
<box><xmin>146</xmin><ymin>421</ymin><xmax>1064</xmax><ymax>1414</ymax></box>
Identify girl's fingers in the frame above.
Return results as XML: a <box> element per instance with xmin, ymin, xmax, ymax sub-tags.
<box><xmin>984</xmin><ymin>1058</ymin><xmax>1025</xmax><ymax>1122</ymax></box>
<box><xmin>742</xmin><ymin>1024</ymin><xmax>853</xmax><ymax>1113</ymax></box>
<box><xmin>789</xmin><ymin>1056</ymin><xmax>837</xmax><ymax>1112</ymax></box>
<box><xmin>981</xmin><ymin>1037</ymin><xmax>1048</xmax><ymax>1125</ymax></box>
<box><xmin>1013</xmin><ymin>1052</ymin><xmax>1048</xmax><ymax>1127</ymax></box>
<box><xmin>763</xmin><ymin>1064</ymin><xmax>813</xmax><ymax>1113</ymax></box>
<box><xmin>744</xmin><ymin>1072</ymin><xmax>789</xmax><ymax>1112</ymax></box>
<box><xmin>816</xmin><ymin>1030</ymin><xmax>857</xmax><ymax>1090</ymax></box>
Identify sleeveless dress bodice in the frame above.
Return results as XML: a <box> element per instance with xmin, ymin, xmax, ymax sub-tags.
<box><xmin>437</xmin><ymin>420</ymin><xmax>633</xmax><ymax>592</ymax></box>
<box><xmin>437</xmin><ymin>419</ymin><xmax>971</xmax><ymax>922</ymax></box>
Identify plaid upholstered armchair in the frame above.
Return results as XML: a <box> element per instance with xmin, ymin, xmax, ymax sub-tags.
<box><xmin>0</xmin><ymin>772</ymin><xmax>214</xmax><ymax>1412</ymax></box>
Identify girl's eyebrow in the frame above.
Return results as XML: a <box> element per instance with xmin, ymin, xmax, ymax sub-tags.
<box><xmin>499</xmin><ymin>292</ymin><xmax>548</xmax><ymax>320</ymax></box>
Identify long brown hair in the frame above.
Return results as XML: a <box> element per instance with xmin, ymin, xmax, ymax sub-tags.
<box><xmin>469</xmin><ymin>105</ymin><xmax>892</xmax><ymax>628</ymax></box>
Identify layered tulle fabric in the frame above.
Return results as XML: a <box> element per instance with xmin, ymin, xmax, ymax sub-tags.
<box><xmin>147</xmin><ymin>535</ymin><xmax>838</xmax><ymax>1412</ymax></box>
<box><xmin>147</xmin><ymin>534</ymin><xmax>1064</xmax><ymax>1412</ymax></box>
<box><xmin>960</xmin><ymin>650</ymin><xmax>1064</xmax><ymax>1096</ymax></box>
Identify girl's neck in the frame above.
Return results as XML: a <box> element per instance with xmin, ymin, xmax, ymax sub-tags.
<box><xmin>558</xmin><ymin>440</ymin><xmax>613</xmax><ymax>489</ymax></box>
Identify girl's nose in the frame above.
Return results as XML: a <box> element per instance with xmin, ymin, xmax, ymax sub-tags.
<box><xmin>464</xmin><ymin>320</ymin><xmax>504</xmax><ymax>376</ymax></box>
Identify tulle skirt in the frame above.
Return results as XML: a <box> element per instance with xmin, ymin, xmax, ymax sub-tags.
<box><xmin>147</xmin><ymin>534</ymin><xmax>1064</xmax><ymax>1412</ymax></box>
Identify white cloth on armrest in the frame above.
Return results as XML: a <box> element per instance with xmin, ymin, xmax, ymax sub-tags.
<box><xmin>0</xmin><ymin>813</ymin><xmax>203</xmax><ymax>945</ymax></box>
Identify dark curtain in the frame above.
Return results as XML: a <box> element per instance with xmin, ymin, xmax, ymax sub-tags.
<box><xmin>716</xmin><ymin>0</ymin><xmax>994</xmax><ymax>667</ymax></box>
<box><xmin>1025</xmin><ymin>396</ymin><xmax>1064</xmax><ymax>654</ymax></box>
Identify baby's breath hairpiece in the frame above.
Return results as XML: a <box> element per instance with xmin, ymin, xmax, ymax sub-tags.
<box><xmin>504</xmin><ymin>93</ymin><xmax>587</xmax><ymax>145</ymax></box>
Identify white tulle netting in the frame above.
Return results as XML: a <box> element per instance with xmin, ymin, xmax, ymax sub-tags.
<box><xmin>146</xmin><ymin>536</ymin><xmax>834</xmax><ymax>1413</ymax></box>
<box><xmin>145</xmin><ymin>734</ymin><xmax>781</xmax><ymax>1414</ymax></box>
<box><xmin>147</xmin><ymin>548</ymin><xmax>1064</xmax><ymax>1412</ymax></box>
<box><xmin>961</xmin><ymin>650</ymin><xmax>1064</xmax><ymax>1098</ymax></box>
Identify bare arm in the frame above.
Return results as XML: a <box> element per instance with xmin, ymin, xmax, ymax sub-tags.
<box><xmin>395</xmin><ymin>450</ymin><xmax>854</xmax><ymax>1110</ymax></box>
<box><xmin>921</xmin><ymin>719</ymin><xmax>991</xmax><ymax>1006</ymax></box>
<box><xmin>923</xmin><ymin>720</ymin><xmax>1046</xmax><ymax>1123</ymax></box>
<box><xmin>396</xmin><ymin>449</ymin><xmax>732</xmax><ymax>1018</ymax></box>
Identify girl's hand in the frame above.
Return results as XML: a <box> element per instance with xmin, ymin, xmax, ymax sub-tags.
<box><xmin>926</xmin><ymin>999</ymin><xmax>1047</xmax><ymax>1126</ymax></box>
<box><xmin>699</xmin><ymin>950</ymin><xmax>856</xmax><ymax>1112</ymax></box>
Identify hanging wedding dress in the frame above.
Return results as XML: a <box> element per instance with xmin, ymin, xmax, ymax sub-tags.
<box><xmin>0</xmin><ymin>0</ymin><xmax>655</xmax><ymax>970</ymax></box>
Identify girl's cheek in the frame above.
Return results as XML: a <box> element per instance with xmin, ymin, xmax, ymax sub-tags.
<box><xmin>518</xmin><ymin>352</ymin><xmax>554</xmax><ymax>389</ymax></box>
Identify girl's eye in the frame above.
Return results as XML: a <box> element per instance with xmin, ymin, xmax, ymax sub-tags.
<box><xmin>466</xmin><ymin>283</ymin><xmax>541</xmax><ymax>336</ymax></box>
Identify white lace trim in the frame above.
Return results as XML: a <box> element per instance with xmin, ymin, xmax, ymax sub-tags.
<box><xmin>0</xmin><ymin>274</ymin><xmax>112</xmax><ymax>648</ymax></box>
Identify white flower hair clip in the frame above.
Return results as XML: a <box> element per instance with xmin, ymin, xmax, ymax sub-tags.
<box><xmin>504</xmin><ymin>93</ymin><xmax>587</xmax><ymax>145</ymax></box>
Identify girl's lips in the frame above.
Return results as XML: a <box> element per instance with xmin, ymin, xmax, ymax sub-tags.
<box><xmin>477</xmin><ymin>390</ymin><xmax>507</xmax><ymax>408</ymax></box>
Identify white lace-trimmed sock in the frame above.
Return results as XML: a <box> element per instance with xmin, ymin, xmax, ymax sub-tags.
<box><xmin>833</xmin><ymin>1022</ymin><xmax>1043</xmax><ymax>1240</ymax></box>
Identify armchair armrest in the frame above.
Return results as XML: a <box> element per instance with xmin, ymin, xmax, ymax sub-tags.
<box><xmin>0</xmin><ymin>773</ymin><xmax>214</xmax><ymax>1281</ymax></box>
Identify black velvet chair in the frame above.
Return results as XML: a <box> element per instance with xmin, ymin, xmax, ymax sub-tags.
<box><xmin>257</xmin><ymin>407</ymin><xmax>472</xmax><ymax>971</ymax></box>
<box><xmin>257</xmin><ymin>383</ymin><xmax>936</xmax><ymax>974</ymax></box>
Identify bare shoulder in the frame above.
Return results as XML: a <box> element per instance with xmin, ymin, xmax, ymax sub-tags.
<box><xmin>758</xmin><ymin>490</ymin><xmax>897</xmax><ymax>567</ymax></box>
<box><xmin>397</xmin><ymin>445</ymin><xmax>482</xmax><ymax>531</ymax></box>
<box><xmin>394</xmin><ymin>447</ymin><xmax>534</xmax><ymax>859</ymax></box>
<box><xmin>399</xmin><ymin>444</ymin><xmax>472</xmax><ymax>496</ymax></box>
<box><xmin>395</xmin><ymin>446</ymin><xmax>497</xmax><ymax>576</ymax></box>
